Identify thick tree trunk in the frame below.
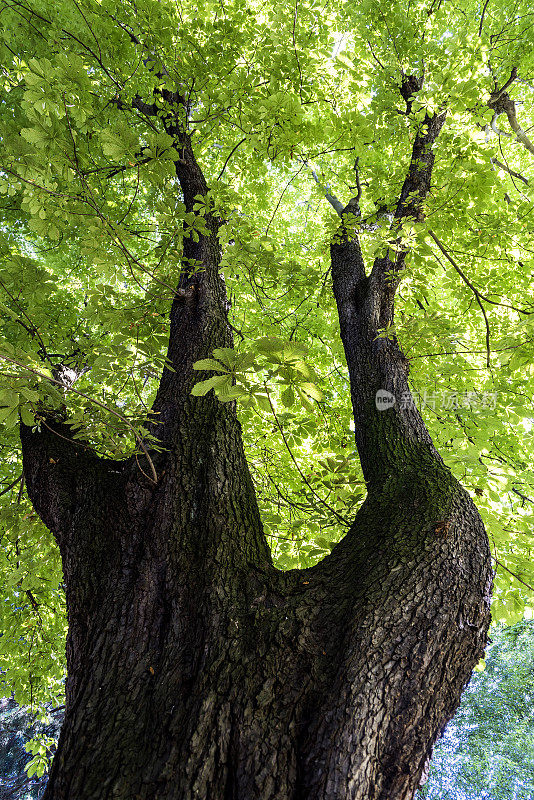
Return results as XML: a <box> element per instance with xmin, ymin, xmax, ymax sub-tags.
<box><xmin>19</xmin><ymin>92</ymin><xmax>492</xmax><ymax>800</ymax></box>
<box><xmin>21</xmin><ymin>414</ymin><xmax>491</xmax><ymax>800</ymax></box>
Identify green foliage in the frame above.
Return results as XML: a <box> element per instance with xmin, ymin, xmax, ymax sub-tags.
<box><xmin>24</xmin><ymin>734</ymin><xmax>56</xmax><ymax>779</ymax></box>
<box><xmin>192</xmin><ymin>339</ymin><xmax>323</xmax><ymax>406</ymax></box>
<box><xmin>0</xmin><ymin>698</ymin><xmax>62</xmax><ymax>799</ymax></box>
<box><xmin>0</xmin><ymin>0</ymin><xmax>533</xmax><ymax>708</ymax></box>
<box><xmin>420</xmin><ymin>620</ymin><xmax>534</xmax><ymax>799</ymax></box>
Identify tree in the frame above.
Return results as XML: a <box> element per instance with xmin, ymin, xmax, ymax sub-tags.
<box><xmin>421</xmin><ymin>620</ymin><xmax>534</xmax><ymax>799</ymax></box>
<box><xmin>1</xmin><ymin>0</ymin><xmax>534</xmax><ymax>797</ymax></box>
<box><xmin>0</xmin><ymin>698</ymin><xmax>62</xmax><ymax>800</ymax></box>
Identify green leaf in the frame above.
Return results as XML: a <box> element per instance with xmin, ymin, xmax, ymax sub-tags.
<box><xmin>216</xmin><ymin>385</ymin><xmax>245</xmax><ymax>402</ymax></box>
<box><xmin>299</xmin><ymin>383</ymin><xmax>323</xmax><ymax>402</ymax></box>
<box><xmin>20</xmin><ymin>405</ymin><xmax>35</xmax><ymax>426</ymax></box>
<box><xmin>256</xmin><ymin>394</ymin><xmax>272</xmax><ymax>413</ymax></box>
<box><xmin>290</xmin><ymin>360</ymin><xmax>311</xmax><ymax>378</ymax></box>
<box><xmin>0</xmin><ymin>390</ymin><xmax>19</xmax><ymax>407</ymax></box>
<box><xmin>192</xmin><ymin>359</ymin><xmax>228</xmax><ymax>372</ymax></box>
<box><xmin>212</xmin><ymin>348</ymin><xmax>238</xmax><ymax>367</ymax></box>
<box><xmin>4</xmin><ymin>408</ymin><xmax>19</xmax><ymax>428</ymax></box>
<box><xmin>20</xmin><ymin>388</ymin><xmax>40</xmax><ymax>402</ymax></box>
<box><xmin>191</xmin><ymin>375</ymin><xmax>231</xmax><ymax>396</ymax></box>
<box><xmin>234</xmin><ymin>352</ymin><xmax>257</xmax><ymax>371</ymax></box>
<box><xmin>0</xmin><ymin>404</ymin><xmax>18</xmax><ymax>423</ymax></box>
<box><xmin>281</xmin><ymin>386</ymin><xmax>295</xmax><ymax>408</ymax></box>
<box><xmin>255</xmin><ymin>337</ymin><xmax>285</xmax><ymax>355</ymax></box>
<box><xmin>21</xmin><ymin>127</ymin><xmax>46</xmax><ymax>145</ymax></box>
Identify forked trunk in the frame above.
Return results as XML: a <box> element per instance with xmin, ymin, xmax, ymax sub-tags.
<box><xmin>22</xmin><ymin>404</ymin><xmax>491</xmax><ymax>800</ymax></box>
<box><xmin>19</xmin><ymin>92</ymin><xmax>492</xmax><ymax>800</ymax></box>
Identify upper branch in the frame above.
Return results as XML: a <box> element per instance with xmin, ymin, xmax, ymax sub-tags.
<box><xmin>487</xmin><ymin>68</ymin><xmax>534</xmax><ymax>157</ymax></box>
<box><xmin>368</xmin><ymin>108</ymin><xmax>447</xmax><ymax>330</ymax></box>
<box><xmin>303</xmin><ymin>161</ymin><xmax>345</xmax><ymax>216</ymax></box>
<box><xmin>330</xmin><ymin>87</ymin><xmax>447</xmax><ymax>488</ymax></box>
<box><xmin>120</xmin><ymin>75</ymin><xmax>234</xmax><ymax>446</ymax></box>
<box><xmin>497</xmin><ymin>95</ymin><xmax>534</xmax><ymax>157</ymax></box>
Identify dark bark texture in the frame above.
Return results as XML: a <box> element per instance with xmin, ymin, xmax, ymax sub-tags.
<box><xmin>20</xmin><ymin>86</ymin><xmax>492</xmax><ymax>800</ymax></box>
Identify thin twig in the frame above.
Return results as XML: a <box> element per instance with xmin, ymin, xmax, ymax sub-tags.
<box><xmin>491</xmin><ymin>157</ymin><xmax>529</xmax><ymax>186</ymax></box>
<box><xmin>292</xmin><ymin>0</ymin><xmax>304</xmax><ymax>101</ymax></box>
<box><xmin>0</xmin><ymin>473</ymin><xmax>24</xmax><ymax>498</ymax></box>
<box><xmin>512</xmin><ymin>487</ymin><xmax>534</xmax><ymax>505</ymax></box>
<box><xmin>265</xmin><ymin>165</ymin><xmax>306</xmax><ymax>235</ymax></box>
<box><xmin>217</xmin><ymin>137</ymin><xmax>246</xmax><ymax>180</ymax></box>
<box><xmin>478</xmin><ymin>0</ymin><xmax>490</xmax><ymax>37</ymax></box>
<box><xmin>264</xmin><ymin>386</ymin><xmax>350</xmax><ymax>526</ymax></box>
<box><xmin>494</xmin><ymin>557</ymin><xmax>534</xmax><ymax>592</ymax></box>
<box><xmin>428</xmin><ymin>230</ymin><xmax>492</xmax><ymax>368</ymax></box>
<box><xmin>17</xmin><ymin>472</ymin><xmax>25</xmax><ymax>503</ymax></box>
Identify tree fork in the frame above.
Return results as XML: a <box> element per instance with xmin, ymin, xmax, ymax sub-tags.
<box><xmin>18</xmin><ymin>64</ymin><xmax>492</xmax><ymax>800</ymax></box>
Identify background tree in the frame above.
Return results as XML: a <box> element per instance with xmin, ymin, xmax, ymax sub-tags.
<box><xmin>0</xmin><ymin>699</ymin><xmax>62</xmax><ymax>800</ymax></box>
<box><xmin>420</xmin><ymin>620</ymin><xmax>534</xmax><ymax>799</ymax></box>
<box><xmin>0</xmin><ymin>0</ymin><xmax>533</xmax><ymax>798</ymax></box>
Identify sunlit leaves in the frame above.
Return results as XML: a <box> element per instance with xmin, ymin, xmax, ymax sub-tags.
<box><xmin>192</xmin><ymin>338</ymin><xmax>323</xmax><ymax>407</ymax></box>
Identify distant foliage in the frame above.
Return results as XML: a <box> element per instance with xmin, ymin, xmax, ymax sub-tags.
<box><xmin>420</xmin><ymin>620</ymin><xmax>534</xmax><ymax>799</ymax></box>
<box><xmin>0</xmin><ymin>699</ymin><xmax>62</xmax><ymax>800</ymax></box>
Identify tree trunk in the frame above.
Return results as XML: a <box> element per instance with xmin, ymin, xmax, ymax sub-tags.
<box><xmin>21</xmin><ymin>411</ymin><xmax>491</xmax><ymax>800</ymax></box>
<box><xmin>19</xmin><ymin>89</ymin><xmax>492</xmax><ymax>800</ymax></box>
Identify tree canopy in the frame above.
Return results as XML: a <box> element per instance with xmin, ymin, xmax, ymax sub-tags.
<box><xmin>0</xmin><ymin>0</ymin><xmax>533</xmax><ymax>712</ymax></box>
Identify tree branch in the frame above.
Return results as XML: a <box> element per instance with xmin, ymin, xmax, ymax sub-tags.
<box><xmin>368</xmin><ymin>109</ymin><xmax>447</xmax><ymax>329</ymax></box>
<box><xmin>494</xmin><ymin>558</ymin><xmax>534</xmax><ymax>592</ymax></box>
<box><xmin>502</xmin><ymin>97</ymin><xmax>534</xmax><ymax>157</ymax></box>
<box><xmin>303</xmin><ymin>160</ymin><xmax>345</xmax><ymax>216</ymax></box>
<box><xmin>20</xmin><ymin>416</ymin><xmax>99</xmax><ymax>540</ymax></box>
<box><xmin>478</xmin><ymin>0</ymin><xmax>490</xmax><ymax>37</ymax></box>
<box><xmin>217</xmin><ymin>137</ymin><xmax>247</xmax><ymax>180</ymax></box>
<box><xmin>486</xmin><ymin>70</ymin><xmax>534</xmax><ymax>158</ymax></box>
<box><xmin>427</xmin><ymin>231</ymin><xmax>492</xmax><ymax>368</ymax></box>
<box><xmin>490</xmin><ymin>114</ymin><xmax>512</xmax><ymax>138</ymax></box>
<box><xmin>112</xmin><ymin>49</ymin><xmax>239</xmax><ymax>446</ymax></box>
<box><xmin>491</xmin><ymin>157</ymin><xmax>529</xmax><ymax>186</ymax></box>
<box><xmin>0</xmin><ymin>473</ymin><xmax>24</xmax><ymax>498</ymax></box>
<box><xmin>329</xmin><ymin>91</ymin><xmax>447</xmax><ymax>488</ymax></box>
<box><xmin>490</xmin><ymin>67</ymin><xmax>518</xmax><ymax>104</ymax></box>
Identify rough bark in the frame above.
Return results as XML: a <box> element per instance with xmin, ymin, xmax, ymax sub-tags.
<box><xmin>19</xmin><ymin>83</ymin><xmax>492</xmax><ymax>800</ymax></box>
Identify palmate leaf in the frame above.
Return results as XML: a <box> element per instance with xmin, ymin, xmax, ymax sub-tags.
<box><xmin>211</xmin><ymin>347</ymin><xmax>241</xmax><ymax>367</ymax></box>
<box><xmin>216</xmin><ymin>384</ymin><xmax>246</xmax><ymax>402</ymax></box>
<box><xmin>192</xmin><ymin>358</ymin><xmax>229</xmax><ymax>372</ymax></box>
<box><xmin>281</xmin><ymin>386</ymin><xmax>295</xmax><ymax>408</ymax></box>
<box><xmin>19</xmin><ymin>405</ymin><xmax>35</xmax><ymax>426</ymax></box>
<box><xmin>190</xmin><ymin>375</ymin><xmax>231</xmax><ymax>396</ymax></box>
